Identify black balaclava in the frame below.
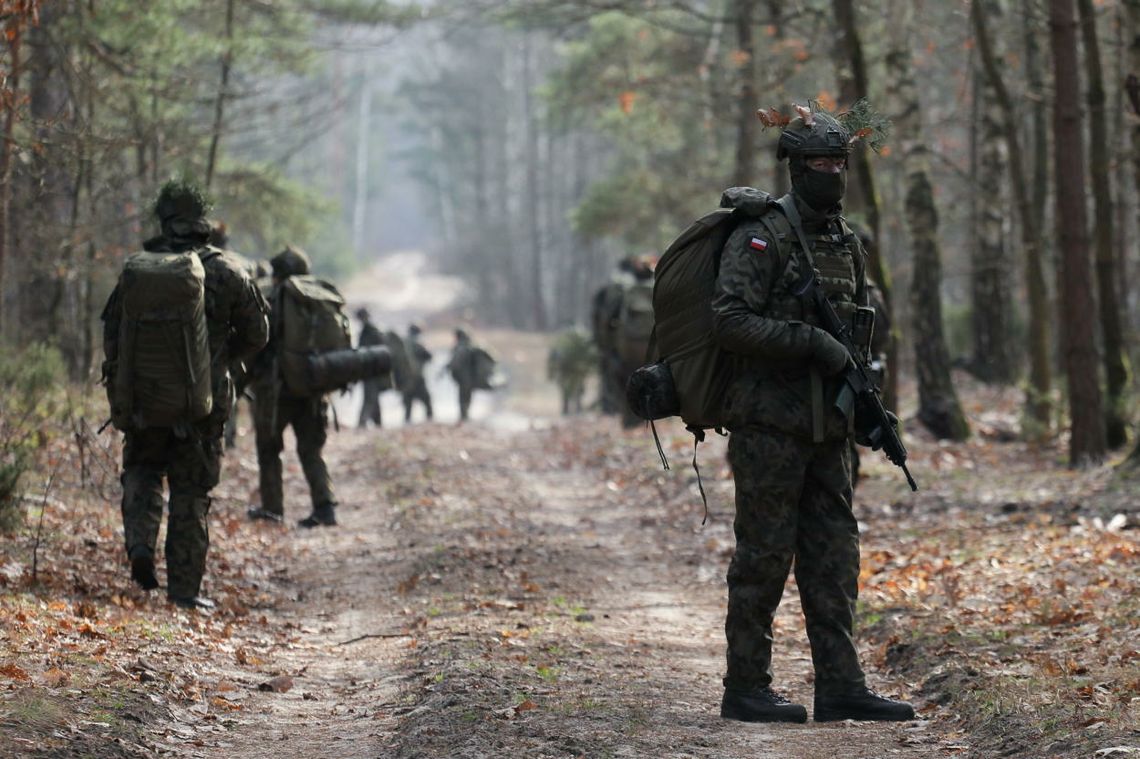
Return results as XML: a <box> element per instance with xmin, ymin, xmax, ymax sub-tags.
<box><xmin>789</xmin><ymin>156</ymin><xmax>846</xmax><ymax>212</ymax></box>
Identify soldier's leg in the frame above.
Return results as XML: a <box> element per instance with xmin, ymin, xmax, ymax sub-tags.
<box><xmin>794</xmin><ymin>440</ymin><xmax>865</xmax><ymax>695</ymax></box>
<box><xmin>724</xmin><ymin>429</ymin><xmax>809</xmax><ymax>691</ymax></box>
<box><xmin>165</xmin><ymin>434</ymin><xmax>222</xmax><ymax>602</ymax></box>
<box><xmin>120</xmin><ymin>429</ymin><xmax>168</xmax><ymax>590</ymax></box>
<box><xmin>458</xmin><ymin>385</ymin><xmax>471</xmax><ymax>421</ymax></box>
<box><xmin>403</xmin><ymin>392</ymin><xmax>414</xmax><ymax>423</ymax></box>
<box><xmin>294</xmin><ymin>395</ymin><xmax>337</xmax><ymax>526</ymax></box>
<box><xmin>421</xmin><ymin>382</ymin><xmax>433</xmax><ymax>420</ymax></box>
<box><xmin>252</xmin><ymin>392</ymin><xmax>289</xmax><ymax>519</ymax></box>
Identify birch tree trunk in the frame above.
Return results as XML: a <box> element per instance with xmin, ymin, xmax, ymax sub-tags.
<box><xmin>974</xmin><ymin>0</ymin><xmax>1054</xmax><ymax>435</ymax></box>
<box><xmin>522</xmin><ymin>35</ymin><xmax>547</xmax><ymax>330</ymax></box>
<box><xmin>970</xmin><ymin>1</ymin><xmax>1016</xmax><ymax>384</ymax></box>
<box><xmin>1050</xmin><ymin>0</ymin><xmax>1106</xmax><ymax>466</ymax></box>
<box><xmin>205</xmin><ymin>0</ymin><xmax>235</xmax><ymax>191</ymax></box>
<box><xmin>831</xmin><ymin>0</ymin><xmax>896</xmax><ymax>411</ymax></box>
<box><xmin>886</xmin><ymin>0</ymin><xmax>970</xmax><ymax>440</ymax></box>
<box><xmin>730</xmin><ymin>0</ymin><xmax>756</xmax><ymax>187</ymax></box>
<box><xmin>1078</xmin><ymin>0</ymin><xmax>1129</xmax><ymax>449</ymax></box>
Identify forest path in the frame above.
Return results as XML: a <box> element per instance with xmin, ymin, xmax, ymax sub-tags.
<box><xmin>195</xmin><ymin>415</ymin><xmax>952</xmax><ymax>759</ymax></box>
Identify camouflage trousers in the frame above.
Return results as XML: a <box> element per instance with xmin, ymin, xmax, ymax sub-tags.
<box><xmin>724</xmin><ymin>428</ymin><xmax>866</xmax><ymax>696</ymax></box>
<box><xmin>120</xmin><ymin>426</ymin><xmax>222</xmax><ymax>598</ymax></box>
<box><xmin>252</xmin><ymin>389</ymin><xmax>336</xmax><ymax>517</ymax></box>
<box><xmin>402</xmin><ymin>377</ymin><xmax>432</xmax><ymax>422</ymax></box>
<box><xmin>457</xmin><ymin>383</ymin><xmax>473</xmax><ymax>422</ymax></box>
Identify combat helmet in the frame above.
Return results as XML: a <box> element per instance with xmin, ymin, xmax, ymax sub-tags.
<box><xmin>153</xmin><ymin>179</ymin><xmax>213</xmax><ymax>240</ymax></box>
<box><xmin>776</xmin><ymin>110</ymin><xmax>852</xmax><ymax>162</ymax></box>
<box><xmin>270</xmin><ymin>245</ymin><xmax>311</xmax><ymax>278</ymax></box>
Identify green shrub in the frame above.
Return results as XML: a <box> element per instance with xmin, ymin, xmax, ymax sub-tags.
<box><xmin>0</xmin><ymin>343</ymin><xmax>65</xmax><ymax>531</ymax></box>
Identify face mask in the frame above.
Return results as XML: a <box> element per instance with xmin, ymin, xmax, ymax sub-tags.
<box><xmin>793</xmin><ymin>168</ymin><xmax>846</xmax><ymax>211</ymax></box>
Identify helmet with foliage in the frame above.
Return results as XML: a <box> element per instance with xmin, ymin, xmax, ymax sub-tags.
<box><xmin>776</xmin><ymin>111</ymin><xmax>852</xmax><ymax>161</ymax></box>
<box><xmin>270</xmin><ymin>245</ymin><xmax>311</xmax><ymax>278</ymax></box>
<box><xmin>153</xmin><ymin>178</ymin><xmax>213</xmax><ymax>241</ymax></box>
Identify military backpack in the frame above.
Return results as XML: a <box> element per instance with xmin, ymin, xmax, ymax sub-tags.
<box><xmin>626</xmin><ymin>187</ymin><xmax>789</xmax><ymax>433</ymax></box>
<box><xmin>109</xmin><ymin>248</ymin><xmax>218</xmax><ymax>430</ymax></box>
<box><xmin>276</xmin><ymin>275</ymin><xmax>352</xmax><ymax>395</ymax></box>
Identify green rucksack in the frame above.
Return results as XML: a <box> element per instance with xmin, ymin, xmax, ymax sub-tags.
<box><xmin>110</xmin><ymin>248</ymin><xmax>217</xmax><ymax>430</ymax></box>
<box><xmin>277</xmin><ymin>275</ymin><xmax>352</xmax><ymax>395</ymax></box>
<box><xmin>628</xmin><ymin>188</ymin><xmax>783</xmax><ymax>432</ymax></box>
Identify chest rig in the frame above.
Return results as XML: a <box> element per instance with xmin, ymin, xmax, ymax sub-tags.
<box><xmin>759</xmin><ymin>195</ymin><xmax>863</xmax><ymax>442</ymax></box>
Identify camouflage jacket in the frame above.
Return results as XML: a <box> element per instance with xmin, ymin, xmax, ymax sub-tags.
<box><xmin>711</xmin><ymin>193</ymin><xmax>867</xmax><ymax>440</ymax></box>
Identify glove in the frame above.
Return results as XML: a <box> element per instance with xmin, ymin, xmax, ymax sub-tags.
<box><xmin>855</xmin><ymin>409</ymin><xmax>899</xmax><ymax>450</ymax></box>
<box><xmin>810</xmin><ymin>327</ymin><xmax>850</xmax><ymax>376</ymax></box>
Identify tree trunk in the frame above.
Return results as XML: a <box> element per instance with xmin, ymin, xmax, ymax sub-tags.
<box><xmin>1128</xmin><ymin>0</ymin><xmax>1140</xmax><ymax>462</ymax></box>
<box><xmin>886</xmin><ymin>0</ymin><xmax>970</xmax><ymax>441</ymax></box>
<box><xmin>0</xmin><ymin>27</ymin><xmax>23</xmax><ymax>340</ymax></box>
<box><xmin>351</xmin><ymin>60</ymin><xmax>374</xmax><ymax>262</ymax></box>
<box><xmin>205</xmin><ymin>0</ymin><xmax>236</xmax><ymax>191</ymax></box>
<box><xmin>522</xmin><ymin>35</ymin><xmax>547</xmax><ymax>331</ymax></box>
<box><xmin>1051</xmin><ymin>0</ymin><xmax>1106</xmax><ymax>466</ymax></box>
<box><xmin>730</xmin><ymin>0</ymin><xmax>756</xmax><ymax>187</ymax></box>
<box><xmin>974</xmin><ymin>0</ymin><xmax>1053</xmax><ymax>435</ymax></box>
<box><xmin>831</xmin><ymin>0</ymin><xmax>897</xmax><ymax>412</ymax></box>
<box><xmin>1078</xmin><ymin>0</ymin><xmax>1129</xmax><ymax>449</ymax></box>
<box><xmin>970</xmin><ymin>2</ymin><xmax>1016</xmax><ymax>384</ymax></box>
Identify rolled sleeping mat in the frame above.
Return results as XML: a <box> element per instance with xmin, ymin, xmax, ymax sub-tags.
<box><xmin>305</xmin><ymin>346</ymin><xmax>393</xmax><ymax>393</ymax></box>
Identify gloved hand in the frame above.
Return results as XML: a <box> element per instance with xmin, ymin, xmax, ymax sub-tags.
<box><xmin>855</xmin><ymin>409</ymin><xmax>899</xmax><ymax>450</ymax></box>
<box><xmin>810</xmin><ymin>327</ymin><xmax>850</xmax><ymax>376</ymax></box>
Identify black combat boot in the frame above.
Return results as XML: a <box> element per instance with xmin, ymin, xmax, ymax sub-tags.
<box><xmin>128</xmin><ymin>547</ymin><xmax>159</xmax><ymax>591</ymax></box>
<box><xmin>814</xmin><ymin>686</ymin><xmax>916</xmax><ymax>722</ymax></box>
<box><xmin>298</xmin><ymin>504</ymin><xmax>337</xmax><ymax>528</ymax></box>
<box><xmin>720</xmin><ymin>687</ymin><xmax>808</xmax><ymax>724</ymax></box>
<box><xmin>247</xmin><ymin>507</ymin><xmax>284</xmax><ymax>524</ymax></box>
<box><xmin>168</xmin><ymin>595</ymin><xmax>216</xmax><ymax>611</ymax></box>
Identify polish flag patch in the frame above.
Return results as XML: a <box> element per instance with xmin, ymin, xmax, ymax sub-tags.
<box><xmin>749</xmin><ymin>237</ymin><xmax>768</xmax><ymax>252</ymax></box>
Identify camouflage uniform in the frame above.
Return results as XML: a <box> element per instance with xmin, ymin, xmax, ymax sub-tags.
<box><xmin>547</xmin><ymin>329</ymin><xmax>596</xmax><ymax>415</ymax></box>
<box><xmin>401</xmin><ymin>325</ymin><xmax>434</xmax><ymax>423</ymax></box>
<box><xmin>356</xmin><ymin>310</ymin><xmax>385</xmax><ymax>429</ymax></box>
<box><xmin>712</xmin><ymin>193</ymin><xmax>869</xmax><ymax>698</ymax></box>
<box><xmin>102</xmin><ymin>194</ymin><xmax>269</xmax><ymax>603</ymax></box>
<box><xmin>447</xmin><ymin>330</ymin><xmax>476</xmax><ymax>422</ymax></box>
<box><xmin>249</xmin><ymin>247</ymin><xmax>338</xmax><ymax>526</ymax></box>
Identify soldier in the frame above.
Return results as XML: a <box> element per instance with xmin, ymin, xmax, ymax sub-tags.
<box><xmin>355</xmin><ymin>307</ymin><xmax>385</xmax><ymax>429</ymax></box>
<box><xmin>445</xmin><ymin>328</ymin><xmax>495</xmax><ymax>423</ymax></box>
<box><xmin>712</xmin><ymin>107</ymin><xmax>914</xmax><ymax>723</ymax></box>
<box><xmin>401</xmin><ymin>322</ymin><xmax>434</xmax><ymax>423</ymax></box>
<box><xmin>547</xmin><ymin>328</ymin><xmax>597</xmax><ymax>415</ymax></box>
<box><xmin>102</xmin><ymin>180</ymin><xmax>269</xmax><ymax>610</ymax></box>
<box><xmin>246</xmin><ymin>246</ymin><xmax>339</xmax><ymax>528</ymax></box>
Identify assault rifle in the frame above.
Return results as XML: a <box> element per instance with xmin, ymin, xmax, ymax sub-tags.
<box><xmin>775</xmin><ymin>195</ymin><xmax>918</xmax><ymax>492</ymax></box>
<box><xmin>798</xmin><ymin>275</ymin><xmax>918</xmax><ymax>491</ymax></box>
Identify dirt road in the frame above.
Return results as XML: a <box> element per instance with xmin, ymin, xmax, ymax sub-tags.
<box><xmin>183</xmin><ymin>413</ymin><xmax>951</xmax><ymax>759</ymax></box>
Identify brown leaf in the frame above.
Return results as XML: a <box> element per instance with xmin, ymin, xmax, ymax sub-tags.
<box><xmin>756</xmin><ymin>107</ymin><xmax>790</xmax><ymax>128</ymax></box>
<box><xmin>0</xmin><ymin>663</ymin><xmax>30</xmax><ymax>681</ymax></box>
<box><xmin>258</xmin><ymin>675</ymin><xmax>293</xmax><ymax>693</ymax></box>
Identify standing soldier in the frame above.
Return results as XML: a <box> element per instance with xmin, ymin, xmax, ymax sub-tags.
<box><xmin>355</xmin><ymin>307</ymin><xmax>385</xmax><ymax>429</ymax></box>
<box><xmin>102</xmin><ymin>180</ymin><xmax>269</xmax><ymax>610</ymax></box>
<box><xmin>445</xmin><ymin>328</ymin><xmax>495</xmax><ymax>423</ymax></box>
<box><xmin>246</xmin><ymin>246</ymin><xmax>340</xmax><ymax>528</ymax></box>
<box><xmin>712</xmin><ymin>106</ymin><xmax>914</xmax><ymax>723</ymax></box>
<box><xmin>401</xmin><ymin>322</ymin><xmax>434</xmax><ymax>423</ymax></box>
<box><xmin>547</xmin><ymin>329</ymin><xmax>597</xmax><ymax>415</ymax></box>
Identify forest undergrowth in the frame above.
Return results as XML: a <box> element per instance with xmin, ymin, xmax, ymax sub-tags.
<box><xmin>0</xmin><ymin>372</ymin><xmax>1136</xmax><ymax>759</ymax></box>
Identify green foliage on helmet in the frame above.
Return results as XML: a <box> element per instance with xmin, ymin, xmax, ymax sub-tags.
<box><xmin>763</xmin><ymin>100</ymin><xmax>891</xmax><ymax>160</ymax></box>
<box><xmin>153</xmin><ymin>178</ymin><xmax>213</xmax><ymax>223</ymax></box>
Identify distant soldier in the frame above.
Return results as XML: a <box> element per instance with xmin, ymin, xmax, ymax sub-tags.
<box><xmin>102</xmin><ymin>180</ymin><xmax>269</xmax><ymax>610</ymax></box>
<box><xmin>590</xmin><ymin>278</ymin><xmax>627</xmax><ymax>415</ymax></box>
<box><xmin>446</xmin><ymin>328</ymin><xmax>495</xmax><ymax>423</ymax></box>
<box><xmin>401</xmin><ymin>322</ymin><xmax>434</xmax><ymax>423</ymax></box>
<box><xmin>612</xmin><ymin>255</ymin><xmax>656</xmax><ymax>428</ymax></box>
<box><xmin>246</xmin><ymin>246</ymin><xmax>341</xmax><ymax>528</ymax></box>
<box><xmin>547</xmin><ymin>329</ymin><xmax>597</xmax><ymax>415</ymax></box>
<box><xmin>355</xmin><ymin>307</ymin><xmax>385</xmax><ymax>429</ymax></box>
